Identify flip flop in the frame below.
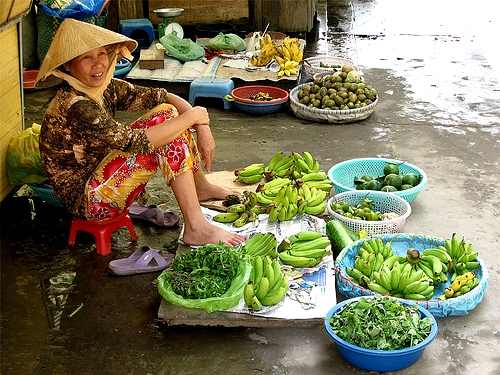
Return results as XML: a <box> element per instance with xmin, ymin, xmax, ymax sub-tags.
<box><xmin>129</xmin><ymin>203</ymin><xmax>179</xmax><ymax>228</ymax></box>
<box><xmin>108</xmin><ymin>246</ymin><xmax>175</xmax><ymax>275</ymax></box>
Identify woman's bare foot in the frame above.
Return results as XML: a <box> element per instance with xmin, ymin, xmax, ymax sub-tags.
<box><xmin>182</xmin><ymin>221</ymin><xmax>246</xmax><ymax>247</ymax></box>
<box><xmin>196</xmin><ymin>182</ymin><xmax>238</xmax><ymax>202</ymax></box>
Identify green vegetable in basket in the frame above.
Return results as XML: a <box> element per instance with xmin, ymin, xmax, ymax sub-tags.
<box><xmin>325</xmin><ymin>296</ymin><xmax>434</xmax><ymax>350</ymax></box>
<box><xmin>402</xmin><ymin>172</ymin><xmax>421</xmax><ymax>187</ymax></box>
<box><xmin>383</xmin><ymin>174</ymin><xmax>402</xmax><ymax>190</ymax></box>
<box><xmin>383</xmin><ymin>161</ymin><xmax>401</xmax><ymax>176</ymax></box>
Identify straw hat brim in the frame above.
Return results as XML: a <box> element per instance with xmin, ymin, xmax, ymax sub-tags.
<box><xmin>35</xmin><ymin>18</ymin><xmax>138</xmax><ymax>87</ymax></box>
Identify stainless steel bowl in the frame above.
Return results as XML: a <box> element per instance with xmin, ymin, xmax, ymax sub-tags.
<box><xmin>154</xmin><ymin>8</ymin><xmax>184</xmax><ymax>18</ymax></box>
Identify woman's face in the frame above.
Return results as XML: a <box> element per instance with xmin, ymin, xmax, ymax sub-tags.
<box><xmin>64</xmin><ymin>47</ymin><xmax>109</xmax><ymax>87</ymax></box>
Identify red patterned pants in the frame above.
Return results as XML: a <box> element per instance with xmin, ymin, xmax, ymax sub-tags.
<box><xmin>84</xmin><ymin>103</ymin><xmax>200</xmax><ymax>220</ymax></box>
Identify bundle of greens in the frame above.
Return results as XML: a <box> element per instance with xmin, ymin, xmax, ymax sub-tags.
<box><xmin>325</xmin><ymin>296</ymin><xmax>434</xmax><ymax>350</ymax></box>
<box><xmin>164</xmin><ymin>243</ymin><xmax>244</xmax><ymax>299</ymax></box>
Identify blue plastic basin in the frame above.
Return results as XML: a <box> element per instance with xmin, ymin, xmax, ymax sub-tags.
<box><xmin>324</xmin><ymin>296</ymin><xmax>438</xmax><ymax>372</ymax></box>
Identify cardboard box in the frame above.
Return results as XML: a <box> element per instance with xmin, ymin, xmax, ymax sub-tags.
<box><xmin>139</xmin><ymin>49</ymin><xmax>165</xmax><ymax>70</ymax></box>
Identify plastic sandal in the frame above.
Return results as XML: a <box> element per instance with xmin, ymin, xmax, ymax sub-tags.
<box><xmin>108</xmin><ymin>246</ymin><xmax>175</xmax><ymax>275</ymax></box>
<box><xmin>129</xmin><ymin>203</ymin><xmax>179</xmax><ymax>228</ymax></box>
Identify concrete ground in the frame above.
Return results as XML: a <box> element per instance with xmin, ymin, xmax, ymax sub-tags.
<box><xmin>2</xmin><ymin>1</ymin><xmax>499</xmax><ymax>374</ymax></box>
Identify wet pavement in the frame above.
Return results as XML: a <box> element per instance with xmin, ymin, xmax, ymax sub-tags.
<box><xmin>2</xmin><ymin>1</ymin><xmax>500</xmax><ymax>374</ymax></box>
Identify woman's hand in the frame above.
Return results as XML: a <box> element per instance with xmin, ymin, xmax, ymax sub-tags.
<box><xmin>192</xmin><ymin>125</ymin><xmax>215</xmax><ymax>173</ymax></box>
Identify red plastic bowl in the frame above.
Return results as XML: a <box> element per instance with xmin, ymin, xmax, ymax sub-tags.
<box><xmin>23</xmin><ymin>70</ymin><xmax>39</xmax><ymax>89</ymax></box>
<box><xmin>230</xmin><ymin>85</ymin><xmax>289</xmax><ymax>105</ymax></box>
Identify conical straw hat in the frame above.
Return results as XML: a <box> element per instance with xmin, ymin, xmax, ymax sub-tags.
<box><xmin>35</xmin><ymin>18</ymin><xmax>138</xmax><ymax>86</ymax></box>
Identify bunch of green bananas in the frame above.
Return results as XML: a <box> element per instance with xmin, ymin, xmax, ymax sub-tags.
<box><xmin>243</xmin><ymin>255</ymin><xmax>289</xmax><ymax>311</ymax></box>
<box><xmin>243</xmin><ymin>232</ymin><xmax>278</xmax><ymax>258</ymax></box>
<box><xmin>405</xmin><ymin>247</ymin><xmax>453</xmax><ymax>284</ymax></box>
<box><xmin>235</xmin><ymin>163</ymin><xmax>265</xmax><ymax>185</ymax></box>
<box><xmin>441</xmin><ymin>234</ymin><xmax>480</xmax><ymax>277</ymax></box>
<box><xmin>344</xmin><ymin>239</ymin><xmax>436</xmax><ymax>300</ymax></box>
<box><xmin>264</xmin><ymin>151</ymin><xmax>296</xmax><ymax>180</ymax></box>
<box><xmin>278</xmin><ymin>231</ymin><xmax>331</xmax><ymax>268</ymax></box>
<box><xmin>213</xmin><ymin>191</ymin><xmax>260</xmax><ymax>227</ymax></box>
<box><xmin>439</xmin><ymin>271</ymin><xmax>480</xmax><ymax>300</ymax></box>
<box><xmin>255</xmin><ymin>177</ymin><xmax>292</xmax><ymax>205</ymax></box>
<box><xmin>267</xmin><ymin>185</ymin><xmax>300</xmax><ymax>222</ymax></box>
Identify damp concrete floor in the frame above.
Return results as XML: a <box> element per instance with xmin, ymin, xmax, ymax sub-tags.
<box><xmin>2</xmin><ymin>1</ymin><xmax>500</xmax><ymax>374</ymax></box>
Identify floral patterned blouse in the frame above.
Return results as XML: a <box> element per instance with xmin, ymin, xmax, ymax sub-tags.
<box><xmin>39</xmin><ymin>78</ymin><xmax>169</xmax><ymax>217</ymax></box>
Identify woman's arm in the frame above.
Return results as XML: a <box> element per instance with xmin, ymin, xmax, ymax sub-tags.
<box><xmin>144</xmin><ymin>106</ymin><xmax>210</xmax><ymax>148</ymax></box>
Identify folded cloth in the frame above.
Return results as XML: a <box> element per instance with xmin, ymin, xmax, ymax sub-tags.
<box><xmin>108</xmin><ymin>246</ymin><xmax>174</xmax><ymax>275</ymax></box>
<box><xmin>129</xmin><ymin>203</ymin><xmax>179</xmax><ymax>228</ymax></box>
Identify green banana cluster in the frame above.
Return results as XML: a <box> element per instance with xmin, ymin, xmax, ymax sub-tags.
<box><xmin>439</xmin><ymin>271</ymin><xmax>480</xmax><ymax>300</ymax></box>
<box><xmin>244</xmin><ymin>255</ymin><xmax>290</xmax><ymax>311</ymax></box>
<box><xmin>297</xmin><ymin>183</ymin><xmax>329</xmax><ymax>216</ymax></box>
<box><xmin>243</xmin><ymin>232</ymin><xmax>278</xmax><ymax>258</ymax></box>
<box><xmin>255</xmin><ymin>177</ymin><xmax>293</xmax><ymax>205</ymax></box>
<box><xmin>235</xmin><ymin>163</ymin><xmax>265</xmax><ymax>185</ymax></box>
<box><xmin>267</xmin><ymin>184</ymin><xmax>300</xmax><ymax>222</ymax></box>
<box><xmin>213</xmin><ymin>191</ymin><xmax>260</xmax><ymax>227</ymax></box>
<box><xmin>441</xmin><ymin>234</ymin><xmax>480</xmax><ymax>279</ymax></box>
<box><xmin>264</xmin><ymin>152</ymin><xmax>296</xmax><ymax>180</ymax></box>
<box><xmin>255</xmin><ymin>178</ymin><xmax>329</xmax><ymax>220</ymax></box>
<box><xmin>345</xmin><ymin>242</ymin><xmax>436</xmax><ymax>301</ymax></box>
<box><xmin>278</xmin><ymin>231</ymin><xmax>331</xmax><ymax>268</ymax></box>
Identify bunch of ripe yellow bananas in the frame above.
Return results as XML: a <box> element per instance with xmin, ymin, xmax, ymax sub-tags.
<box><xmin>249</xmin><ymin>35</ymin><xmax>303</xmax><ymax>77</ymax></box>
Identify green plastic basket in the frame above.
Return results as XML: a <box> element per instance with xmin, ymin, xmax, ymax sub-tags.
<box><xmin>327</xmin><ymin>158</ymin><xmax>428</xmax><ymax>203</ymax></box>
<box><xmin>29</xmin><ymin>184</ymin><xmax>64</xmax><ymax>207</ymax></box>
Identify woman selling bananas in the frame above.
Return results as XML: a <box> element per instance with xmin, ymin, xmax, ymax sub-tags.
<box><xmin>34</xmin><ymin>19</ymin><xmax>245</xmax><ymax>247</ymax></box>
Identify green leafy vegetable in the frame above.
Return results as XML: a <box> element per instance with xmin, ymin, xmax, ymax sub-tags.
<box><xmin>164</xmin><ymin>243</ymin><xmax>244</xmax><ymax>299</ymax></box>
<box><xmin>325</xmin><ymin>296</ymin><xmax>434</xmax><ymax>350</ymax></box>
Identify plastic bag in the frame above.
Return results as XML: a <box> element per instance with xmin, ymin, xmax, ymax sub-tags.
<box><xmin>207</xmin><ymin>32</ymin><xmax>247</xmax><ymax>52</ymax></box>
<box><xmin>6</xmin><ymin>124</ymin><xmax>47</xmax><ymax>185</ymax></box>
<box><xmin>157</xmin><ymin>257</ymin><xmax>252</xmax><ymax>313</ymax></box>
<box><xmin>159</xmin><ymin>34</ymin><xmax>206</xmax><ymax>62</ymax></box>
<box><xmin>245</xmin><ymin>31</ymin><xmax>263</xmax><ymax>53</ymax></box>
<box><xmin>41</xmin><ymin>0</ymin><xmax>107</xmax><ymax>18</ymax></box>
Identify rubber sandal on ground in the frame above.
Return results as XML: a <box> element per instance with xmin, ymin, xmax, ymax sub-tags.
<box><xmin>108</xmin><ymin>246</ymin><xmax>175</xmax><ymax>275</ymax></box>
<box><xmin>129</xmin><ymin>203</ymin><xmax>179</xmax><ymax>228</ymax></box>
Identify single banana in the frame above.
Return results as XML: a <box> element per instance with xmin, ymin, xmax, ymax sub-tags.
<box><xmin>304</xmin><ymin>201</ymin><xmax>327</xmax><ymax>215</ymax></box>
<box><xmin>233</xmin><ymin>212</ymin><xmax>249</xmax><ymax>228</ymax></box>
<box><xmin>260</xmin><ymin>283</ymin><xmax>288</xmax><ymax>306</ymax></box>
<box><xmin>422</xmin><ymin>247</ymin><xmax>452</xmax><ymax>263</ymax></box>
<box><xmin>255</xmin><ymin>275</ymin><xmax>270</xmax><ymax>300</ymax></box>
<box><xmin>263</xmin><ymin>260</ymin><xmax>275</xmax><ymax>289</ymax></box>
<box><xmin>290</xmin><ymin>248</ymin><xmax>329</xmax><ymax>259</ymax></box>
<box><xmin>279</xmin><ymin>251</ymin><xmax>317</xmax><ymax>268</ymax></box>
<box><xmin>237</xmin><ymin>173</ymin><xmax>264</xmax><ymax>185</ymax></box>
<box><xmin>213</xmin><ymin>212</ymin><xmax>240</xmax><ymax>223</ymax></box>
<box><xmin>237</xmin><ymin>163</ymin><xmax>265</xmax><ymax>177</ymax></box>
<box><xmin>270</xmin><ymin>259</ymin><xmax>283</xmax><ymax>289</ymax></box>
<box><xmin>367</xmin><ymin>282</ymin><xmax>390</xmax><ymax>295</ymax></box>
<box><xmin>421</xmin><ymin>254</ymin><xmax>443</xmax><ymax>277</ymax></box>
<box><xmin>250</xmin><ymin>295</ymin><xmax>262</xmax><ymax>311</ymax></box>
<box><xmin>227</xmin><ymin>203</ymin><xmax>247</xmax><ymax>213</ymax></box>
<box><xmin>291</xmin><ymin>236</ymin><xmax>330</xmax><ymax>252</ymax></box>
<box><xmin>244</xmin><ymin>282</ymin><xmax>255</xmax><ymax>306</ymax></box>
<box><xmin>390</xmin><ymin>261</ymin><xmax>402</xmax><ymax>290</ymax></box>
<box><xmin>252</xmin><ymin>256</ymin><xmax>263</xmax><ymax>284</ymax></box>
<box><xmin>296</xmin><ymin>231</ymin><xmax>323</xmax><ymax>241</ymax></box>
<box><xmin>346</xmin><ymin>267</ymin><xmax>365</xmax><ymax>282</ymax></box>
<box><xmin>266</xmin><ymin>151</ymin><xmax>284</xmax><ymax>172</ymax></box>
